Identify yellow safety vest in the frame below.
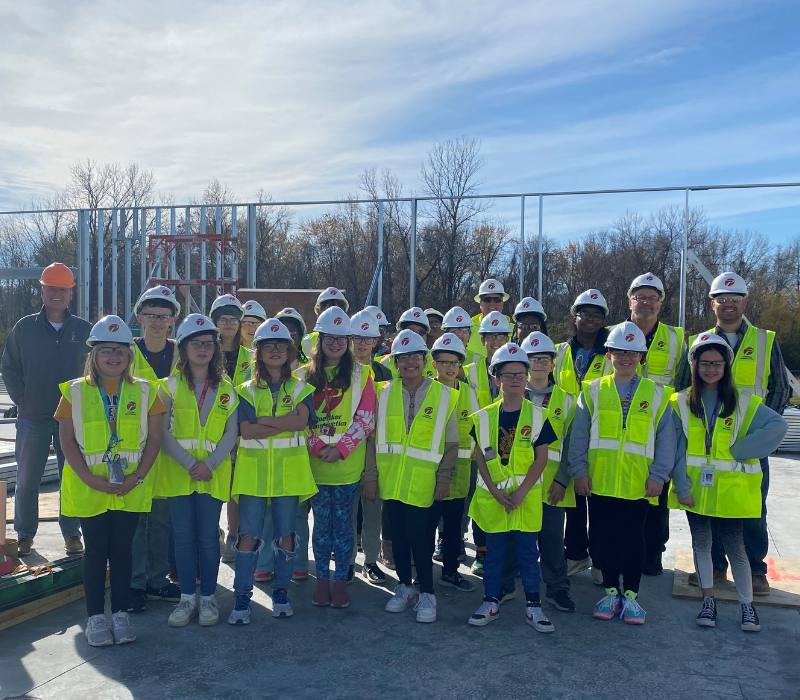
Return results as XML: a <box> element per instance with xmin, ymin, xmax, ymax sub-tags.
<box><xmin>131</xmin><ymin>341</ymin><xmax>178</xmax><ymax>382</ymax></box>
<box><xmin>302</xmin><ymin>364</ymin><xmax>370</xmax><ymax>485</ymax></box>
<box><xmin>156</xmin><ymin>374</ymin><xmax>240</xmax><ymax>502</ymax></box>
<box><xmin>59</xmin><ymin>377</ymin><xmax>157</xmax><ymax>517</ymax></box>
<box><xmin>639</xmin><ymin>322</ymin><xmax>684</xmax><ymax>387</ymax></box>
<box><xmin>554</xmin><ymin>342</ymin><xmax>610</xmax><ymax>396</ymax></box>
<box><xmin>689</xmin><ymin>324</ymin><xmax>775</xmax><ymax>400</ymax></box>
<box><xmin>375</xmin><ymin>380</ymin><xmax>457</xmax><ymax>508</ymax></box>
<box><xmin>231</xmin><ymin>345</ymin><xmax>254</xmax><ymax>388</ymax></box>
<box><xmin>583</xmin><ymin>375</ymin><xmax>671</xmax><ymax>504</ymax></box>
<box><xmin>469</xmin><ymin>399</ymin><xmax>545</xmax><ymax>533</ymax></box>
<box><xmin>540</xmin><ymin>386</ymin><xmax>577</xmax><ymax>508</ymax></box>
<box><xmin>379</xmin><ymin>352</ymin><xmax>437</xmax><ymax>380</ymax></box>
<box><xmin>667</xmin><ymin>390</ymin><xmax>762</xmax><ymax>518</ymax></box>
<box><xmin>445</xmin><ymin>380</ymin><xmax>479</xmax><ymax>500</ymax></box>
<box><xmin>233</xmin><ymin>377</ymin><xmax>318</xmax><ymax>501</ymax></box>
<box><xmin>464</xmin><ymin>360</ymin><xmax>495</xmax><ymax>408</ymax></box>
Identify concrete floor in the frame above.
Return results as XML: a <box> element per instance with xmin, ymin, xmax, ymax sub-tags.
<box><xmin>2</xmin><ymin>457</ymin><xmax>800</xmax><ymax>700</ymax></box>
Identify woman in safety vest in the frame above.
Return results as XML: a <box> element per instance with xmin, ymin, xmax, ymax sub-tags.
<box><xmin>277</xmin><ymin>307</ymin><xmax>310</xmax><ymax>368</ymax></box>
<box><xmin>55</xmin><ymin>315</ymin><xmax>164</xmax><ymax>647</ymax></box>
<box><xmin>568</xmin><ymin>321</ymin><xmax>675</xmax><ymax>625</ymax></box>
<box><xmin>363</xmin><ymin>329</ymin><xmax>459</xmax><ymax>624</ymax></box>
<box><xmin>441</xmin><ymin>306</ymin><xmax>479</xmax><ymax>370</ymax></box>
<box><xmin>300</xmin><ymin>307</ymin><xmax>375</xmax><ymax>608</ymax></box>
<box><xmin>157</xmin><ymin>314</ymin><xmax>240</xmax><ymax>628</ymax></box>
<box><xmin>670</xmin><ymin>333</ymin><xmax>786</xmax><ymax>632</ymax></box>
<box><xmin>379</xmin><ymin>307</ymin><xmax>438</xmax><ymax>379</ymax></box>
<box><xmin>229</xmin><ymin>318</ymin><xmax>317</xmax><ymax>624</ymax></box>
<box><xmin>467</xmin><ymin>342</ymin><xmax>556</xmax><ymax>632</ymax></box>
<box><xmin>240</xmin><ymin>300</ymin><xmax>267</xmax><ymax>349</ymax></box>
<box><xmin>428</xmin><ymin>333</ymin><xmax>477</xmax><ymax>592</ymax></box>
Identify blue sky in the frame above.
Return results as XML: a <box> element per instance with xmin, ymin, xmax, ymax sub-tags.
<box><xmin>1</xmin><ymin>0</ymin><xmax>799</xmax><ymax>242</ymax></box>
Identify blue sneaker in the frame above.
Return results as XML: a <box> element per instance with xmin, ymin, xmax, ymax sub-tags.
<box><xmin>272</xmin><ymin>588</ymin><xmax>294</xmax><ymax>618</ymax></box>
<box><xmin>227</xmin><ymin>593</ymin><xmax>251</xmax><ymax>625</ymax></box>
<box><xmin>593</xmin><ymin>588</ymin><xmax>623</xmax><ymax>620</ymax></box>
<box><xmin>620</xmin><ymin>590</ymin><xmax>646</xmax><ymax>625</ymax></box>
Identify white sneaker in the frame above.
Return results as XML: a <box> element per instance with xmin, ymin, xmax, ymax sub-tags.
<box><xmin>566</xmin><ymin>557</ymin><xmax>591</xmax><ymax>576</ymax></box>
<box><xmin>111</xmin><ymin>611</ymin><xmax>137</xmax><ymax>644</ymax></box>
<box><xmin>468</xmin><ymin>599</ymin><xmax>500</xmax><ymax>626</ymax></box>
<box><xmin>199</xmin><ymin>595</ymin><xmax>219</xmax><ymax>626</ymax></box>
<box><xmin>85</xmin><ymin>614</ymin><xmax>114</xmax><ymax>647</ymax></box>
<box><xmin>591</xmin><ymin>566</ymin><xmax>604</xmax><ymax>586</ymax></box>
<box><xmin>414</xmin><ymin>592</ymin><xmax>437</xmax><ymax>623</ymax></box>
<box><xmin>525</xmin><ymin>603</ymin><xmax>555</xmax><ymax>633</ymax></box>
<box><xmin>168</xmin><ymin>594</ymin><xmax>197</xmax><ymax>627</ymax></box>
<box><xmin>385</xmin><ymin>583</ymin><xmax>418</xmax><ymax>613</ymax></box>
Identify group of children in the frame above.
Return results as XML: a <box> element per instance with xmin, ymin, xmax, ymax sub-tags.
<box><xmin>53</xmin><ymin>275</ymin><xmax>786</xmax><ymax>647</ymax></box>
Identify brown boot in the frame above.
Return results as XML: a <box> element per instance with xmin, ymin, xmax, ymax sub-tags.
<box><xmin>312</xmin><ymin>578</ymin><xmax>331</xmax><ymax>606</ymax></box>
<box><xmin>688</xmin><ymin>570</ymin><xmax>727</xmax><ymax>587</ymax></box>
<box><xmin>752</xmin><ymin>574</ymin><xmax>770</xmax><ymax>596</ymax></box>
<box><xmin>381</xmin><ymin>539</ymin><xmax>395</xmax><ymax>570</ymax></box>
<box><xmin>331</xmin><ymin>580</ymin><xmax>350</xmax><ymax>608</ymax></box>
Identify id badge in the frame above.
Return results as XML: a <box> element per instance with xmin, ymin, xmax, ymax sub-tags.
<box><xmin>109</xmin><ymin>456</ymin><xmax>127</xmax><ymax>485</ymax></box>
<box><xmin>700</xmin><ymin>468</ymin><xmax>714</xmax><ymax>487</ymax></box>
<box><xmin>484</xmin><ymin>447</ymin><xmax>497</xmax><ymax>461</ymax></box>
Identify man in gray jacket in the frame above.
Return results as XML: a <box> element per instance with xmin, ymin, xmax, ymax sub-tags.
<box><xmin>1</xmin><ymin>263</ymin><xmax>91</xmax><ymax>556</ymax></box>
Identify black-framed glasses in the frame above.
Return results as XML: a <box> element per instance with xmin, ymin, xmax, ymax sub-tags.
<box><xmin>498</xmin><ymin>371</ymin><xmax>526</xmax><ymax>381</ymax></box>
<box><xmin>516</xmin><ymin>322</ymin><xmax>542</xmax><ymax>332</ymax></box>
<box><xmin>322</xmin><ymin>335</ymin><xmax>349</xmax><ymax>345</ymax></box>
<box><xmin>139</xmin><ymin>312</ymin><xmax>174</xmax><ymax>321</ymax></box>
<box><xmin>434</xmin><ymin>359</ymin><xmax>461</xmax><ymax>368</ymax></box>
<box><xmin>188</xmin><ymin>340</ymin><xmax>216</xmax><ymax>350</ymax></box>
<box><xmin>630</xmin><ymin>295</ymin><xmax>660</xmax><ymax>304</ymax></box>
<box><xmin>481</xmin><ymin>296</ymin><xmax>503</xmax><ymax>303</ymax></box>
<box><xmin>260</xmin><ymin>341</ymin><xmax>289</xmax><ymax>352</ymax></box>
<box><xmin>712</xmin><ymin>295</ymin><xmax>745</xmax><ymax>304</ymax></box>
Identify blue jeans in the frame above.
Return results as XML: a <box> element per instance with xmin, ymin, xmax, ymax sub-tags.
<box><xmin>484</xmin><ymin>530</ymin><xmax>541</xmax><ymax>601</ymax></box>
<box><xmin>130</xmin><ymin>497</ymin><xmax>171</xmax><ymax>590</ymax></box>
<box><xmin>255</xmin><ymin>501</ymin><xmax>310</xmax><ymax>575</ymax></box>
<box><xmin>310</xmin><ymin>483</ymin><xmax>359</xmax><ymax>581</ymax></box>
<box><xmin>712</xmin><ymin>456</ymin><xmax>770</xmax><ymax>575</ymax></box>
<box><xmin>14</xmin><ymin>417</ymin><xmax>80</xmax><ymax>539</ymax></box>
<box><xmin>168</xmin><ymin>493</ymin><xmax>224</xmax><ymax>597</ymax></box>
<box><xmin>234</xmin><ymin>495</ymin><xmax>299</xmax><ymax>594</ymax></box>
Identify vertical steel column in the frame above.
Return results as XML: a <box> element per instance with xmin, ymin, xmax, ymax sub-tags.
<box><xmin>215</xmin><ymin>205</ymin><xmax>222</xmax><ymax>295</ymax></box>
<box><xmin>377</xmin><ymin>201</ymin><xmax>385</xmax><ymax>307</ymax></box>
<box><xmin>76</xmin><ymin>210</ymin><xmax>86</xmax><ymax>319</ymax></box>
<box><xmin>184</xmin><ymin>207</ymin><xmax>192</xmax><ymax>314</ymax></box>
<box><xmin>169</xmin><ymin>207</ymin><xmax>177</xmax><ymax>280</ymax></box>
<box><xmin>96</xmin><ymin>209</ymin><xmax>105</xmax><ymax>314</ymax></box>
<box><xmin>247</xmin><ymin>204</ymin><xmax>256</xmax><ymax>287</ymax></box>
<box><xmin>81</xmin><ymin>210</ymin><xmax>91</xmax><ymax>320</ymax></box>
<box><xmin>155</xmin><ymin>207</ymin><xmax>162</xmax><ymax>279</ymax></box>
<box><xmin>230</xmin><ymin>205</ymin><xmax>239</xmax><ymax>286</ymax></box>
<box><xmin>678</xmin><ymin>188</ymin><xmax>690</xmax><ymax>327</ymax></box>
<box><xmin>409</xmin><ymin>198</ymin><xmax>417</xmax><ymax>307</ymax></box>
<box><xmin>519</xmin><ymin>196</ymin><xmax>525</xmax><ymax>300</ymax></box>
<box><xmin>124</xmin><ymin>239</ymin><xmax>132</xmax><ymax>320</ymax></box>
<box><xmin>132</xmin><ymin>208</ymin><xmax>139</xmax><ymax>302</ymax></box>
<box><xmin>537</xmin><ymin>195</ymin><xmax>544</xmax><ymax>301</ymax></box>
<box><xmin>111</xmin><ymin>209</ymin><xmax>118</xmax><ymax>315</ymax></box>
<box><xmin>139</xmin><ymin>208</ymin><xmax>147</xmax><ymax>291</ymax></box>
<box><xmin>200</xmin><ymin>206</ymin><xmax>207</xmax><ymax>311</ymax></box>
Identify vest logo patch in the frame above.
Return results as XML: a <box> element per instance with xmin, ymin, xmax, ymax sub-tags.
<box><xmin>461</xmin><ymin>409</ymin><xmax>469</xmax><ymax>418</ymax></box>
<box><xmin>553</xmin><ymin>407</ymin><xmax>562</xmax><ymax>417</ymax></box>
<box><xmin>723</xmin><ymin>417</ymin><xmax>733</xmax><ymax>429</ymax></box>
<box><xmin>423</xmin><ymin>406</ymin><xmax>433</xmax><ymax>416</ymax></box>
<box><xmin>742</xmin><ymin>347</ymin><xmax>753</xmax><ymax>357</ymax></box>
<box><xmin>592</xmin><ymin>362</ymin><xmax>601</xmax><ymax>371</ymax></box>
<box><xmin>520</xmin><ymin>425</ymin><xmax>531</xmax><ymax>437</ymax></box>
<box><xmin>638</xmin><ymin>400</ymin><xmax>650</xmax><ymax>411</ymax></box>
<box><xmin>242</xmin><ymin>362</ymin><xmax>250</xmax><ymax>370</ymax></box>
<box><xmin>282</xmin><ymin>396</ymin><xmax>292</xmax><ymax>405</ymax></box>
<box><xmin>657</xmin><ymin>340</ymin><xmax>665</xmax><ymax>349</ymax></box>
<box><xmin>219</xmin><ymin>393</ymin><xmax>230</xmax><ymax>405</ymax></box>
<box><xmin>125</xmin><ymin>401</ymin><xmax>137</xmax><ymax>415</ymax></box>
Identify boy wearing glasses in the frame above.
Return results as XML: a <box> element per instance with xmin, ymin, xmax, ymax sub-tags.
<box><xmin>465</xmin><ymin>278</ymin><xmax>512</xmax><ymax>364</ymax></box>
<box><xmin>132</xmin><ymin>285</ymin><xmax>180</xmax><ymax>382</ymax></box>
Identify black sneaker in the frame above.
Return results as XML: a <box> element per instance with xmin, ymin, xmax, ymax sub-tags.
<box><xmin>457</xmin><ymin>541</ymin><xmax>467</xmax><ymax>563</ymax></box>
<box><xmin>741</xmin><ymin>603</ymin><xmax>761</xmax><ymax>632</ymax></box>
<box><xmin>127</xmin><ymin>588</ymin><xmax>147</xmax><ymax>613</ymax></box>
<box><xmin>147</xmin><ymin>582</ymin><xmax>182</xmax><ymax>602</ymax></box>
<box><xmin>346</xmin><ymin>564</ymin><xmax>355</xmax><ymax>585</ymax></box>
<box><xmin>362</xmin><ymin>562</ymin><xmax>387</xmax><ymax>584</ymax></box>
<box><xmin>696</xmin><ymin>597</ymin><xmax>716</xmax><ymax>628</ymax></box>
<box><xmin>545</xmin><ymin>589</ymin><xmax>576</xmax><ymax>613</ymax></box>
<box><xmin>440</xmin><ymin>572</ymin><xmax>475</xmax><ymax>592</ymax></box>
<box><xmin>432</xmin><ymin>539</ymin><xmax>444</xmax><ymax>562</ymax></box>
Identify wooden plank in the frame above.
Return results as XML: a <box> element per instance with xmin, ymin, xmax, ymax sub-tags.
<box><xmin>5</xmin><ymin>490</ymin><xmax>61</xmax><ymax>523</ymax></box>
<box><xmin>672</xmin><ymin>549</ymin><xmax>800</xmax><ymax>608</ymax></box>
<box><xmin>0</xmin><ymin>584</ymin><xmax>85</xmax><ymax>631</ymax></box>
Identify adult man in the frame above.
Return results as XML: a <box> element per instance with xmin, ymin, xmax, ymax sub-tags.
<box><xmin>513</xmin><ymin>297</ymin><xmax>548</xmax><ymax>343</ymax></box>
<box><xmin>465</xmin><ymin>279</ymin><xmax>512</xmax><ymax>363</ymax></box>
<box><xmin>424</xmin><ymin>308</ymin><xmax>444</xmax><ymax>347</ymax></box>
<box><xmin>679</xmin><ymin>271</ymin><xmax>790</xmax><ymax>595</ymax></box>
<box><xmin>128</xmin><ymin>286</ymin><xmax>182</xmax><ymax>611</ymax></box>
<box><xmin>1</xmin><ymin>263</ymin><xmax>91</xmax><ymax>556</ymax></box>
<box><xmin>624</xmin><ymin>273</ymin><xmax>686</xmax><ymax>575</ymax></box>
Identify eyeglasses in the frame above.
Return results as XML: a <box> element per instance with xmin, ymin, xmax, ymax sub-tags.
<box><xmin>516</xmin><ymin>322</ymin><xmax>542</xmax><ymax>332</ymax></box>
<box><xmin>434</xmin><ymin>360</ymin><xmax>461</xmax><ymax>368</ymax></box>
<box><xmin>139</xmin><ymin>312</ymin><xmax>174</xmax><ymax>321</ymax></box>
<box><xmin>188</xmin><ymin>340</ymin><xmax>216</xmax><ymax>350</ymax></box>
<box><xmin>712</xmin><ymin>295</ymin><xmax>744</xmax><ymax>304</ymax></box>
<box><xmin>96</xmin><ymin>346</ymin><xmax>129</xmax><ymax>358</ymax></box>
<box><xmin>240</xmin><ymin>320</ymin><xmax>261</xmax><ymax>329</ymax></box>
<box><xmin>260</xmin><ymin>341</ymin><xmax>289</xmax><ymax>352</ymax></box>
<box><xmin>481</xmin><ymin>296</ymin><xmax>503</xmax><ymax>303</ymax></box>
<box><xmin>609</xmin><ymin>349</ymin><xmax>640</xmax><ymax>357</ymax></box>
<box><xmin>698</xmin><ymin>360</ymin><xmax>726</xmax><ymax>369</ymax></box>
<box><xmin>351</xmin><ymin>336</ymin><xmax>374</xmax><ymax>345</ymax></box>
<box><xmin>575</xmin><ymin>309</ymin><xmax>605</xmax><ymax>320</ymax></box>
<box><xmin>216</xmin><ymin>317</ymin><xmax>240</xmax><ymax>326</ymax></box>
<box><xmin>482</xmin><ymin>333</ymin><xmax>508</xmax><ymax>340</ymax></box>
<box><xmin>630</xmin><ymin>295</ymin><xmax>660</xmax><ymax>304</ymax></box>
<box><xmin>322</xmin><ymin>335</ymin><xmax>349</xmax><ymax>345</ymax></box>
<box><xmin>529</xmin><ymin>356</ymin><xmax>552</xmax><ymax>365</ymax></box>
<box><xmin>396</xmin><ymin>353</ymin><xmax>424</xmax><ymax>364</ymax></box>
<box><xmin>498</xmin><ymin>372</ymin><xmax>527</xmax><ymax>381</ymax></box>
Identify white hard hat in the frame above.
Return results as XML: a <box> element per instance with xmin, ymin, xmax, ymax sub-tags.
<box><xmin>605</xmin><ymin>321</ymin><xmax>647</xmax><ymax>353</ymax></box>
<box><xmin>442</xmin><ymin>306</ymin><xmax>472</xmax><ymax>329</ymax></box>
<box><xmin>628</xmin><ymin>272</ymin><xmax>665</xmax><ymax>300</ymax></box>
<box><xmin>431</xmin><ymin>332</ymin><xmax>467</xmax><ymax>361</ymax></box>
<box><xmin>479</xmin><ymin>310</ymin><xmax>511</xmax><ymax>335</ymax></box>
<box><xmin>390</xmin><ymin>329</ymin><xmax>429</xmax><ymax>356</ymax></box>
<box><xmin>688</xmin><ymin>332</ymin><xmax>734</xmax><ymax>364</ymax></box>
<box><xmin>253</xmin><ymin>318</ymin><xmax>292</xmax><ymax>344</ymax></box>
<box><xmin>709</xmin><ymin>271</ymin><xmax>748</xmax><ymax>297</ymax></box>
<box><xmin>513</xmin><ymin>296</ymin><xmax>547</xmax><ymax>322</ymax></box>
<box><xmin>87</xmin><ymin>315</ymin><xmax>134</xmax><ymax>347</ymax></box>
<box><xmin>570</xmin><ymin>289</ymin><xmax>609</xmax><ymax>316</ymax></box>
<box><xmin>314</xmin><ymin>306</ymin><xmax>351</xmax><ymax>334</ymax></box>
<box><xmin>489</xmin><ymin>342</ymin><xmax>530</xmax><ymax>373</ymax></box>
<box><xmin>364</xmin><ymin>304</ymin><xmax>389</xmax><ymax>327</ymax></box>
<box><xmin>424</xmin><ymin>308</ymin><xmax>444</xmax><ymax>321</ymax></box>
<box><xmin>276</xmin><ymin>307</ymin><xmax>307</xmax><ymax>336</ymax></box>
<box><xmin>520</xmin><ymin>331</ymin><xmax>556</xmax><ymax>356</ymax></box>
<box><xmin>176</xmin><ymin>314</ymin><xmax>218</xmax><ymax>345</ymax></box>
<box><xmin>134</xmin><ymin>285</ymin><xmax>180</xmax><ymax>315</ymax></box>
<box><xmin>242</xmin><ymin>299</ymin><xmax>267</xmax><ymax>321</ymax></box>
<box><xmin>209</xmin><ymin>293</ymin><xmax>243</xmax><ymax>317</ymax></box>
<box><xmin>316</xmin><ymin>286</ymin><xmax>350</xmax><ymax>311</ymax></box>
<box><xmin>396</xmin><ymin>306</ymin><xmax>430</xmax><ymax>331</ymax></box>
<box><xmin>474</xmin><ymin>278</ymin><xmax>510</xmax><ymax>303</ymax></box>
<box><xmin>350</xmin><ymin>310</ymin><xmax>380</xmax><ymax>338</ymax></box>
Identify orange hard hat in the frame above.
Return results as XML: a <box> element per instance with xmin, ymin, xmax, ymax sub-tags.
<box><xmin>39</xmin><ymin>262</ymin><xmax>75</xmax><ymax>288</ymax></box>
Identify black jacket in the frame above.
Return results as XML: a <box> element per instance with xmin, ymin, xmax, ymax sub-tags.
<box><xmin>1</xmin><ymin>307</ymin><xmax>91</xmax><ymax>420</ymax></box>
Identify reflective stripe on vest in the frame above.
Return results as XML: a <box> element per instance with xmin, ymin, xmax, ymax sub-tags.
<box><xmin>464</xmin><ymin>360</ymin><xmax>493</xmax><ymax>408</ymax></box>
<box><xmin>554</xmin><ymin>342</ymin><xmax>610</xmax><ymax>396</ymax></box>
<box><xmin>541</xmin><ymin>385</ymin><xmax>576</xmax><ymax>508</ymax></box>
<box><xmin>640</xmin><ymin>322</ymin><xmax>684</xmax><ymax>387</ymax></box>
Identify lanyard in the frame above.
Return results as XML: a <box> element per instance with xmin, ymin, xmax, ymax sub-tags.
<box><xmin>619</xmin><ymin>376</ymin><xmax>638</xmax><ymax>429</ymax></box>
<box><xmin>98</xmin><ymin>384</ymin><xmax>120</xmax><ymax>452</ymax></box>
<box><xmin>702</xmin><ymin>397</ymin><xmax>720</xmax><ymax>455</ymax></box>
<box><xmin>196</xmin><ymin>380</ymin><xmax>210</xmax><ymax>412</ymax></box>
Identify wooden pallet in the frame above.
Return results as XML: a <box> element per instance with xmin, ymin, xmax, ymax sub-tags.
<box><xmin>0</xmin><ymin>583</ymin><xmax>84</xmax><ymax>631</ymax></box>
<box><xmin>672</xmin><ymin>549</ymin><xmax>800</xmax><ymax>608</ymax></box>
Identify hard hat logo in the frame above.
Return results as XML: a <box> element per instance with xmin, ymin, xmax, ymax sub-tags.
<box><xmin>443</xmin><ymin>337</ymin><xmax>451</xmax><ymax>345</ymax></box>
<box><xmin>724</xmin><ymin>278</ymin><xmax>735</xmax><ymax>286</ymax></box>
<box><xmin>196</xmin><ymin>319</ymin><xmax>204</xmax><ymax>325</ymax></box>
<box><xmin>532</xmin><ymin>339</ymin><xmax>539</xmax><ymax>346</ymax></box>
<box><xmin>109</xmin><ymin>323</ymin><xmax>119</xmax><ymax>333</ymax></box>
<box><xmin>361</xmin><ymin>323</ymin><xmax>369</xmax><ymax>331</ymax></box>
<box><xmin>245</xmin><ymin>303</ymin><xmax>252</xmax><ymax>310</ymax></box>
<box><xmin>523</xmin><ymin>302</ymin><xmax>530</xmax><ymax>308</ymax></box>
<box><xmin>625</xmin><ymin>333</ymin><xmax>634</xmax><ymax>342</ymax></box>
<box><xmin>509</xmin><ymin>346</ymin><xmax>518</xmax><ymax>354</ymax></box>
<box><xmin>333</xmin><ymin>317</ymin><xmax>343</xmax><ymax>325</ymax></box>
<box><xmin>456</xmin><ymin>315</ymin><xmax>463</xmax><ymax>322</ymax></box>
<box><xmin>162</xmin><ymin>288</ymin><xmax>170</xmax><ymax>295</ymax></box>
<box><xmin>590</xmin><ymin>293</ymin><xmax>598</xmax><ymax>300</ymax></box>
<box><xmin>270</xmin><ymin>324</ymin><xmax>279</xmax><ymax>332</ymax></box>
<box><xmin>646</xmin><ymin>275</ymin><xmax>653</xmax><ymax>281</ymax></box>
<box><xmin>488</xmin><ymin>283</ymin><xmax>496</xmax><ymax>289</ymax></box>
<box><xmin>701</xmin><ymin>334</ymin><xmax>710</xmax><ymax>341</ymax></box>
<box><xmin>491</xmin><ymin>319</ymin><xmax>499</xmax><ymax>326</ymax></box>
<box><xmin>413</xmin><ymin>311</ymin><xmax>421</xmax><ymax>318</ymax></box>
<box><xmin>376</xmin><ymin>313</ymin><xmax>383</xmax><ymax>320</ymax></box>
<box><xmin>401</xmin><ymin>337</ymin><xmax>410</xmax><ymax>346</ymax></box>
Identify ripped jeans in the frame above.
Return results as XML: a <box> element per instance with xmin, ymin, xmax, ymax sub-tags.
<box><xmin>233</xmin><ymin>495</ymin><xmax>300</xmax><ymax>594</ymax></box>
